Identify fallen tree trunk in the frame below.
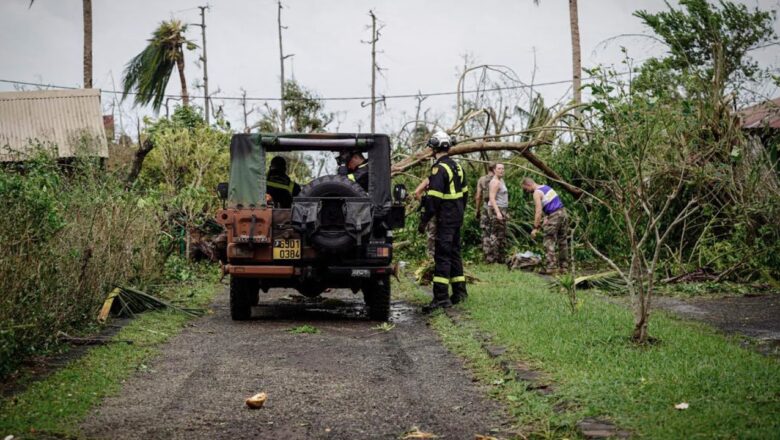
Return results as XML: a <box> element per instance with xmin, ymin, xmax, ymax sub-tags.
<box><xmin>391</xmin><ymin>138</ymin><xmax>547</xmax><ymax>176</ymax></box>
<box><xmin>521</xmin><ymin>150</ymin><xmax>583</xmax><ymax>198</ymax></box>
<box><xmin>125</xmin><ymin>138</ymin><xmax>154</xmax><ymax>189</ymax></box>
<box><xmin>391</xmin><ymin>138</ymin><xmax>583</xmax><ymax>198</ymax></box>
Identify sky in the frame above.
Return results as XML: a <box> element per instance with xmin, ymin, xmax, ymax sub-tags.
<box><xmin>1</xmin><ymin>0</ymin><xmax>779</xmax><ymax>137</ymax></box>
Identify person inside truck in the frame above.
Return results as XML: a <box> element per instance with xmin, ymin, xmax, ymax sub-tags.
<box><xmin>266</xmin><ymin>156</ymin><xmax>301</xmax><ymax>209</ymax></box>
<box><xmin>336</xmin><ymin>150</ymin><xmax>370</xmax><ymax>191</ymax></box>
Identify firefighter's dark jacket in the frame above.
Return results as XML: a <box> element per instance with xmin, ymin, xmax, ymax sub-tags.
<box><xmin>347</xmin><ymin>161</ymin><xmax>369</xmax><ymax>191</ymax></box>
<box><xmin>266</xmin><ymin>171</ymin><xmax>301</xmax><ymax>208</ymax></box>
<box><xmin>421</xmin><ymin>155</ymin><xmax>468</xmax><ymax>225</ymax></box>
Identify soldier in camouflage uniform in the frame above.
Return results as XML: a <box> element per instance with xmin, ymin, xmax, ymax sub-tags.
<box><xmin>486</xmin><ymin>163</ymin><xmax>509</xmax><ymax>263</ymax></box>
<box><xmin>414</xmin><ymin>177</ymin><xmax>437</xmax><ymax>259</ymax></box>
<box><xmin>523</xmin><ymin>177</ymin><xmax>569</xmax><ymax>273</ymax></box>
<box><xmin>475</xmin><ymin>163</ymin><xmax>495</xmax><ymax>260</ymax></box>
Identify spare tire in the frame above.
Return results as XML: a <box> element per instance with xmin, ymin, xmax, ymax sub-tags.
<box><xmin>299</xmin><ymin>174</ymin><xmax>368</xmax><ymax>198</ymax></box>
<box><xmin>298</xmin><ymin>175</ymin><xmax>369</xmax><ymax>253</ymax></box>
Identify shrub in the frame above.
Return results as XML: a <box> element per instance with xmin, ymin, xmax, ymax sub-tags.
<box><xmin>0</xmin><ymin>156</ymin><xmax>166</xmax><ymax>377</ymax></box>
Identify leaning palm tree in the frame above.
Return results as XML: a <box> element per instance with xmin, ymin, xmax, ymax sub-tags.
<box><xmin>121</xmin><ymin>19</ymin><xmax>196</xmax><ymax>111</ymax></box>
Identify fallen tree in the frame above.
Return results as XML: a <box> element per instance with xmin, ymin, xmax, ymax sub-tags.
<box><xmin>391</xmin><ymin>103</ymin><xmax>585</xmax><ymax>198</ymax></box>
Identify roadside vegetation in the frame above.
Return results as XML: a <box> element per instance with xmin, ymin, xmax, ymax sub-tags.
<box><xmin>0</xmin><ymin>267</ymin><xmax>219</xmax><ymax>438</ymax></box>
<box><xmin>394</xmin><ymin>0</ymin><xmax>780</xmax><ymax>343</ymax></box>
<box><xmin>398</xmin><ymin>266</ymin><xmax>780</xmax><ymax>438</ymax></box>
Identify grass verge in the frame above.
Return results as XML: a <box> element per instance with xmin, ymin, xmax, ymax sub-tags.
<box><xmin>0</xmin><ymin>275</ymin><xmax>220</xmax><ymax>439</ymax></box>
<box><xmin>402</xmin><ymin>265</ymin><xmax>780</xmax><ymax>439</ymax></box>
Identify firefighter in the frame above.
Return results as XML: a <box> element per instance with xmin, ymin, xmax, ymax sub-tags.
<box><xmin>266</xmin><ymin>156</ymin><xmax>301</xmax><ymax>208</ymax></box>
<box><xmin>337</xmin><ymin>150</ymin><xmax>370</xmax><ymax>191</ymax></box>
<box><xmin>418</xmin><ymin>131</ymin><xmax>468</xmax><ymax>313</ymax></box>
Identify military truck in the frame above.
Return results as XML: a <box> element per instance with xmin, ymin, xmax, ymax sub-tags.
<box><xmin>215</xmin><ymin>133</ymin><xmax>406</xmax><ymax>321</ymax></box>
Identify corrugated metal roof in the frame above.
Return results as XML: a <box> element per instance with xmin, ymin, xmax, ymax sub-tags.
<box><xmin>0</xmin><ymin>88</ymin><xmax>108</xmax><ymax>162</ymax></box>
<box><xmin>740</xmin><ymin>97</ymin><xmax>780</xmax><ymax>129</ymax></box>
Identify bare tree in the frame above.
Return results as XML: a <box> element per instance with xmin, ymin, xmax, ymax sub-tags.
<box><xmin>580</xmin><ymin>71</ymin><xmax>699</xmax><ymax>343</ymax></box>
<box><xmin>240</xmin><ymin>88</ymin><xmax>255</xmax><ymax>133</ymax></box>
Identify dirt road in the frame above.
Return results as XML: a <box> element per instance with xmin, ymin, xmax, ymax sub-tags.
<box><xmin>654</xmin><ymin>294</ymin><xmax>780</xmax><ymax>356</ymax></box>
<box><xmin>81</xmin><ymin>287</ymin><xmax>506</xmax><ymax>439</ymax></box>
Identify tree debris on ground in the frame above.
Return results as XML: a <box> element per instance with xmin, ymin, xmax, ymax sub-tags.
<box><xmin>414</xmin><ymin>260</ymin><xmax>479</xmax><ymax>286</ymax></box>
<box><xmin>97</xmin><ymin>286</ymin><xmax>204</xmax><ymax>323</ymax></box>
<box><xmin>573</xmin><ymin>271</ymin><xmax>622</xmax><ymax>289</ymax></box>
<box><xmin>507</xmin><ymin>251</ymin><xmax>542</xmax><ymax>271</ymax></box>
<box><xmin>402</xmin><ymin>427</ymin><xmax>438</xmax><ymax>439</ymax></box>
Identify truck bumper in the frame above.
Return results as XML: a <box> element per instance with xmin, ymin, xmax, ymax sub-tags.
<box><xmin>224</xmin><ymin>265</ymin><xmax>297</xmax><ymax>278</ymax></box>
<box><xmin>223</xmin><ymin>264</ymin><xmax>396</xmax><ymax>278</ymax></box>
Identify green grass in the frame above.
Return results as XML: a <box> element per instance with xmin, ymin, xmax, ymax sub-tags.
<box><xmin>408</xmin><ymin>265</ymin><xmax>780</xmax><ymax>439</ymax></box>
<box><xmin>287</xmin><ymin>324</ymin><xmax>320</xmax><ymax>334</ymax></box>
<box><xmin>0</xmin><ymin>277</ymin><xmax>220</xmax><ymax>439</ymax></box>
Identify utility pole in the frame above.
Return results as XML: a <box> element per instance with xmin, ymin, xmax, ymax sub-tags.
<box><xmin>195</xmin><ymin>5</ymin><xmax>210</xmax><ymax>124</ymax></box>
<box><xmin>277</xmin><ymin>1</ymin><xmax>294</xmax><ymax>132</ymax></box>
<box><xmin>368</xmin><ymin>10</ymin><xmax>379</xmax><ymax>134</ymax></box>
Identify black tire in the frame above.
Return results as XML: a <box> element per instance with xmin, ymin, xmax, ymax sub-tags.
<box><xmin>363</xmin><ymin>275</ymin><xmax>391</xmax><ymax>321</ymax></box>
<box><xmin>230</xmin><ymin>277</ymin><xmax>257</xmax><ymax>321</ymax></box>
<box><xmin>299</xmin><ymin>175</ymin><xmax>369</xmax><ymax>253</ymax></box>
<box><xmin>299</xmin><ymin>175</ymin><xmax>368</xmax><ymax>198</ymax></box>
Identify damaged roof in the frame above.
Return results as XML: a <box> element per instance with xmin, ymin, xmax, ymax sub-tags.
<box><xmin>0</xmin><ymin>88</ymin><xmax>108</xmax><ymax>162</ymax></box>
<box><xmin>740</xmin><ymin>97</ymin><xmax>780</xmax><ymax>129</ymax></box>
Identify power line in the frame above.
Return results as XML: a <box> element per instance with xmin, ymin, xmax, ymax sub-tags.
<box><xmin>0</xmin><ymin>71</ymin><xmax>630</xmax><ymax>103</ymax></box>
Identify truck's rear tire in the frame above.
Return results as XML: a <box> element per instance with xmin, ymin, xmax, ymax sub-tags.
<box><xmin>230</xmin><ymin>277</ymin><xmax>257</xmax><ymax>321</ymax></box>
<box><xmin>363</xmin><ymin>275</ymin><xmax>391</xmax><ymax>321</ymax></box>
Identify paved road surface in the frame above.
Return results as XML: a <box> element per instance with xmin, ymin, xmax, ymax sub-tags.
<box><xmin>81</xmin><ymin>287</ymin><xmax>506</xmax><ymax>439</ymax></box>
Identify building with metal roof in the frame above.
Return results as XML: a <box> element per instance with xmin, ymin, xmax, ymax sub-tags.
<box><xmin>0</xmin><ymin>88</ymin><xmax>108</xmax><ymax>162</ymax></box>
<box><xmin>740</xmin><ymin>97</ymin><xmax>780</xmax><ymax>130</ymax></box>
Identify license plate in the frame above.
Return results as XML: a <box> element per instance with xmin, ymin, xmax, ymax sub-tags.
<box><xmin>351</xmin><ymin>269</ymin><xmax>371</xmax><ymax>278</ymax></box>
<box><xmin>273</xmin><ymin>239</ymin><xmax>301</xmax><ymax>260</ymax></box>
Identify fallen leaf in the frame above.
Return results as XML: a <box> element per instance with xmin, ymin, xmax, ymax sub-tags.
<box><xmin>674</xmin><ymin>402</ymin><xmax>689</xmax><ymax>410</ymax></box>
<box><xmin>245</xmin><ymin>392</ymin><xmax>268</xmax><ymax>409</ymax></box>
<box><xmin>403</xmin><ymin>427</ymin><xmax>438</xmax><ymax>439</ymax></box>
<box><xmin>475</xmin><ymin>435</ymin><xmax>498</xmax><ymax>440</ymax></box>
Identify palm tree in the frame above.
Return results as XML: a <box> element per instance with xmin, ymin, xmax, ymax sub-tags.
<box><xmin>121</xmin><ymin>20</ymin><xmax>196</xmax><ymax>111</ymax></box>
<box><xmin>29</xmin><ymin>0</ymin><xmax>92</xmax><ymax>88</ymax></box>
<box><xmin>82</xmin><ymin>0</ymin><xmax>92</xmax><ymax>88</ymax></box>
<box><xmin>533</xmin><ymin>0</ymin><xmax>581</xmax><ymax>107</ymax></box>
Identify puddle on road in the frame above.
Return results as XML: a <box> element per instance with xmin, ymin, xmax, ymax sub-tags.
<box><xmin>251</xmin><ymin>294</ymin><xmax>417</xmax><ymax>323</ymax></box>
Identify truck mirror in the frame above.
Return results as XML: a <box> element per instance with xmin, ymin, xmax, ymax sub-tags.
<box><xmin>393</xmin><ymin>184</ymin><xmax>407</xmax><ymax>203</ymax></box>
<box><xmin>216</xmin><ymin>182</ymin><xmax>229</xmax><ymax>200</ymax></box>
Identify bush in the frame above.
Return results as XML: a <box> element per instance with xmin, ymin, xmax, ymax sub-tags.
<box><xmin>0</xmin><ymin>156</ymin><xmax>166</xmax><ymax>377</ymax></box>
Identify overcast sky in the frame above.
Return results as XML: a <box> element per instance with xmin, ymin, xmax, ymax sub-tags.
<box><xmin>1</xmin><ymin>0</ymin><xmax>779</xmax><ymax>136</ymax></box>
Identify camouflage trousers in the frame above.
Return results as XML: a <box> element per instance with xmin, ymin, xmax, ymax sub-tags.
<box><xmin>482</xmin><ymin>206</ymin><xmax>508</xmax><ymax>264</ymax></box>
<box><xmin>426</xmin><ymin>217</ymin><xmax>437</xmax><ymax>259</ymax></box>
<box><xmin>543</xmin><ymin>208</ymin><xmax>570</xmax><ymax>271</ymax></box>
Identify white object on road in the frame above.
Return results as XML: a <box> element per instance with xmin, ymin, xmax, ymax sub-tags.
<box><xmin>245</xmin><ymin>392</ymin><xmax>268</xmax><ymax>409</ymax></box>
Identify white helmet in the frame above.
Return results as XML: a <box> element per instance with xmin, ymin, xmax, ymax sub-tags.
<box><xmin>427</xmin><ymin>131</ymin><xmax>455</xmax><ymax>151</ymax></box>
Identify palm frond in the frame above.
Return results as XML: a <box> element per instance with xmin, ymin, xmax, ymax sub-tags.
<box><xmin>120</xmin><ymin>19</ymin><xmax>194</xmax><ymax>112</ymax></box>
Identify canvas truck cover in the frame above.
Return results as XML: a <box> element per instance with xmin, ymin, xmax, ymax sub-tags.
<box><xmin>228</xmin><ymin>133</ymin><xmax>392</xmax><ymax>212</ymax></box>
<box><xmin>228</xmin><ymin>134</ymin><xmax>266</xmax><ymax>207</ymax></box>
